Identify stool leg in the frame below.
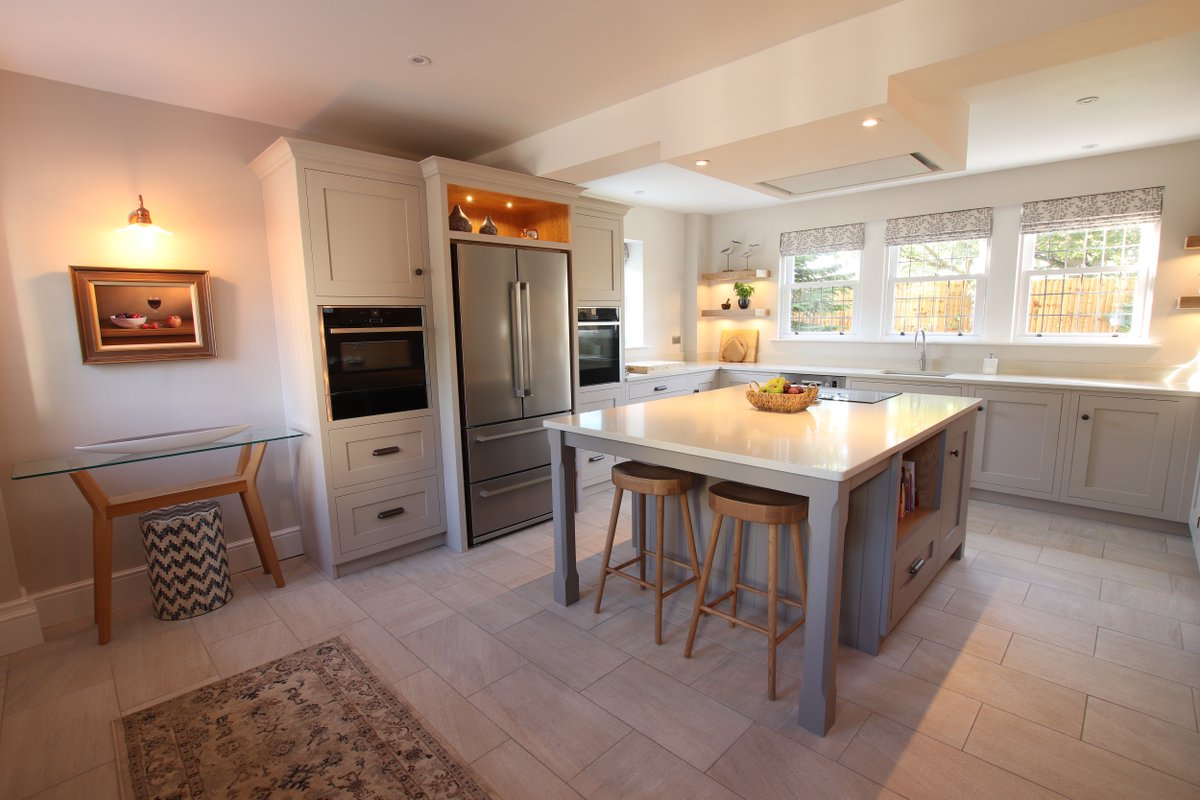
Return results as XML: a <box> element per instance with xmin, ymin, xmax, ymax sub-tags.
<box><xmin>678</xmin><ymin>493</ymin><xmax>701</xmax><ymax>583</ymax></box>
<box><xmin>790</xmin><ymin>522</ymin><xmax>808</xmax><ymax>617</ymax></box>
<box><xmin>767</xmin><ymin>523</ymin><xmax>779</xmax><ymax>701</ymax></box>
<box><xmin>654</xmin><ymin>495</ymin><xmax>666</xmax><ymax>645</ymax></box>
<box><xmin>729</xmin><ymin>519</ymin><xmax>744</xmax><ymax>627</ymax></box>
<box><xmin>637</xmin><ymin>493</ymin><xmax>647</xmax><ymax>588</ymax></box>
<box><xmin>685</xmin><ymin>512</ymin><xmax>723</xmax><ymax>658</ymax></box>
<box><xmin>594</xmin><ymin>486</ymin><xmax>625</xmax><ymax>614</ymax></box>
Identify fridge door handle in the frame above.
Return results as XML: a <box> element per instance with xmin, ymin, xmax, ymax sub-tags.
<box><xmin>520</xmin><ymin>281</ymin><xmax>534</xmax><ymax>396</ymax></box>
<box><xmin>509</xmin><ymin>282</ymin><xmax>528</xmax><ymax>397</ymax></box>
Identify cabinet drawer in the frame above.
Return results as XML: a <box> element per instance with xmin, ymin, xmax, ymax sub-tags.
<box><xmin>329</xmin><ymin>417</ymin><xmax>437</xmax><ymax>489</ymax></box>
<box><xmin>627</xmin><ymin>374</ymin><xmax>692</xmax><ymax>401</ymax></box>
<box><xmin>888</xmin><ymin>518</ymin><xmax>940</xmax><ymax>631</ymax></box>
<box><xmin>580</xmin><ymin>451</ymin><xmax>615</xmax><ymax>485</ymax></box>
<box><xmin>469</xmin><ymin>466</ymin><xmax>552</xmax><ymax>539</ymax></box>
<box><xmin>335</xmin><ymin>476</ymin><xmax>442</xmax><ymax>555</ymax></box>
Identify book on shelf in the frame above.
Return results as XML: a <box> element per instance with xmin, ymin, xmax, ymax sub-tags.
<box><xmin>900</xmin><ymin>460</ymin><xmax>917</xmax><ymax>516</ymax></box>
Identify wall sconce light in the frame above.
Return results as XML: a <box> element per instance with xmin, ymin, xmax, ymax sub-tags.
<box><xmin>117</xmin><ymin>195</ymin><xmax>172</xmax><ymax>236</ymax></box>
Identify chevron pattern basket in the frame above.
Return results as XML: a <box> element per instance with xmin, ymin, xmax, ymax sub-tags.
<box><xmin>139</xmin><ymin>500</ymin><xmax>232</xmax><ymax>620</ymax></box>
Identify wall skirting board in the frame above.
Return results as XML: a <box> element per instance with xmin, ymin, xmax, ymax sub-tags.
<box><xmin>30</xmin><ymin>526</ymin><xmax>304</xmax><ymax>630</ymax></box>
<box><xmin>0</xmin><ymin>589</ymin><xmax>45</xmax><ymax>656</ymax></box>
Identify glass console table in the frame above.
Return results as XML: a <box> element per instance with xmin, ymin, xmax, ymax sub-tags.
<box><xmin>12</xmin><ymin>426</ymin><xmax>303</xmax><ymax>644</ymax></box>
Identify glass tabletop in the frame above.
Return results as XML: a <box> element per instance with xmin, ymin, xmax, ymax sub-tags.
<box><xmin>12</xmin><ymin>426</ymin><xmax>304</xmax><ymax>480</ymax></box>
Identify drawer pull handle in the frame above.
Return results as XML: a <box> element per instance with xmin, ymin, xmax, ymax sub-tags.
<box><xmin>977</xmin><ymin>406</ymin><xmax>984</xmax><ymax>411</ymax></box>
<box><xmin>1081</xmin><ymin>414</ymin><xmax>1090</xmax><ymax>421</ymax></box>
<box><xmin>949</xmin><ymin>449</ymin><xmax>960</xmax><ymax>457</ymax></box>
<box><xmin>372</xmin><ymin>446</ymin><xmax>400</xmax><ymax>456</ymax></box>
<box><xmin>588</xmin><ymin>454</ymin><xmax>606</xmax><ymax>463</ymax></box>
<box><xmin>654</xmin><ymin>385</ymin><xmax>669</xmax><ymax>392</ymax></box>
<box><xmin>478</xmin><ymin>475</ymin><xmax>552</xmax><ymax>498</ymax></box>
<box><xmin>377</xmin><ymin>507</ymin><xmax>405</xmax><ymax>520</ymax></box>
<box><xmin>474</xmin><ymin>427</ymin><xmax>543</xmax><ymax>444</ymax></box>
<box><xmin>908</xmin><ymin>557</ymin><xmax>926</xmax><ymax>576</ymax></box>
<box><xmin>415</xmin><ymin>268</ymin><xmax>424</xmax><ymax>276</ymax></box>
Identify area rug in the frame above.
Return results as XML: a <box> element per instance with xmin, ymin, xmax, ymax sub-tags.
<box><xmin>114</xmin><ymin>636</ymin><xmax>494</xmax><ymax>799</ymax></box>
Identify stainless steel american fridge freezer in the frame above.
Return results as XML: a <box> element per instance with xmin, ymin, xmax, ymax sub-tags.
<box><xmin>451</xmin><ymin>242</ymin><xmax>572</xmax><ymax>545</ymax></box>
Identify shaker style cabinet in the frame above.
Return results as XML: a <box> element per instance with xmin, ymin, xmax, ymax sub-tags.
<box><xmin>305</xmin><ymin>169</ymin><xmax>426</xmax><ymax>298</ymax></box>
<box><xmin>572</xmin><ymin>212</ymin><xmax>623</xmax><ymax>303</ymax></box>
<box><xmin>970</xmin><ymin>388</ymin><xmax>1064</xmax><ymax>498</ymax></box>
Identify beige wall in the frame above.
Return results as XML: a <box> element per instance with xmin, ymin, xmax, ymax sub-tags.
<box><xmin>624</xmin><ymin>205</ymin><xmax>687</xmax><ymax>361</ymax></box>
<box><xmin>0</xmin><ymin>71</ymin><xmax>298</xmax><ymax>596</ymax></box>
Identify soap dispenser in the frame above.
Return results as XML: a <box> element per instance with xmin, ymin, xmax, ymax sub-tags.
<box><xmin>983</xmin><ymin>352</ymin><xmax>999</xmax><ymax>375</ymax></box>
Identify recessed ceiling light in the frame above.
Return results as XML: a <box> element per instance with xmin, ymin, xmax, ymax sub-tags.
<box><xmin>1081</xmin><ymin>143</ymin><xmax>1099</xmax><ymax>150</ymax></box>
<box><xmin>861</xmin><ymin>117</ymin><xmax>880</xmax><ymax>128</ymax></box>
<box><xmin>505</xmin><ymin>201</ymin><xmax>513</xmax><ymax>208</ymax></box>
<box><xmin>634</xmin><ymin>190</ymin><xmax>646</xmax><ymax>195</ymax></box>
<box><xmin>408</xmin><ymin>54</ymin><xmax>432</xmax><ymax>66</ymax></box>
<box><xmin>694</xmin><ymin>159</ymin><xmax>710</xmax><ymax>167</ymax></box>
<box><xmin>465</xmin><ymin>195</ymin><xmax>473</xmax><ymax>202</ymax></box>
<box><xmin>1076</xmin><ymin>95</ymin><xmax>1099</xmax><ymax>105</ymax></box>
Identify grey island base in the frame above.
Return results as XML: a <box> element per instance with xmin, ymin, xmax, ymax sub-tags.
<box><xmin>545</xmin><ymin>386</ymin><xmax>978</xmax><ymax>735</ymax></box>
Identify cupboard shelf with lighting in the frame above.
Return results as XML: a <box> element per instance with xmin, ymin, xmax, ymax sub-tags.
<box><xmin>700</xmin><ymin>269</ymin><xmax>771</xmax><ymax>282</ymax></box>
<box><xmin>700</xmin><ymin>308</ymin><xmax>771</xmax><ymax>318</ymax></box>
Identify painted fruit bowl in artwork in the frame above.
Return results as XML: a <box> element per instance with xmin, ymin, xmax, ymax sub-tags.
<box><xmin>109</xmin><ymin>314</ymin><xmax>147</xmax><ymax>329</ymax></box>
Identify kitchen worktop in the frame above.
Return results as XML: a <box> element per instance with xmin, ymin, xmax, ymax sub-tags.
<box><xmin>621</xmin><ymin>360</ymin><xmax>1200</xmax><ymax>397</ymax></box>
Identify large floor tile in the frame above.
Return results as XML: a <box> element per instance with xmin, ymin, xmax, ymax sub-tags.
<box><xmin>1173</xmin><ymin>573</ymin><xmax>1200</xmax><ymax>602</ymax></box>
<box><xmin>989</xmin><ymin>522</ymin><xmax>1105</xmax><ymax>557</ymax></box>
<box><xmin>470</xmin><ymin>739</ymin><xmax>582</xmax><ymax>800</ymax></box>
<box><xmin>515</xmin><ymin>573</ymin><xmax>629</xmax><ymax>631</ymax></box>
<box><xmin>707</xmin><ymin>723</ymin><xmax>901</xmax><ymax>800</ymax></box>
<box><xmin>205</xmin><ymin>619</ymin><xmax>303</xmax><ymax>677</ymax></box>
<box><xmin>4</xmin><ymin>624</ymin><xmax>113</xmax><ymax>713</ymax></box>
<box><xmin>967</xmin><ymin>530</ymin><xmax>1044</xmax><ymax>561</ymax></box>
<box><xmin>894</xmin><ymin>603</ymin><xmax>1013</xmax><ymax>662</ymax></box>
<box><xmin>1100</xmin><ymin>579</ymin><xmax>1200</xmax><ymax>624</ymax></box>
<box><xmin>1102</xmin><ymin>542</ymin><xmax>1200</xmax><ymax>578</ymax></box>
<box><xmin>1047</xmin><ymin>517</ymin><xmax>1167</xmax><ymax>551</ymax></box>
<box><xmin>353</xmin><ymin>579</ymin><xmax>457</xmax><ymax>637</ymax></box>
<box><xmin>591</xmin><ymin>606</ymin><xmax>736</xmax><ymax>686</ymax></box>
<box><xmin>932</xmin><ymin>558</ymin><xmax>1031</xmax><ymax>604</ymax></box>
<box><xmin>571</xmin><ymin>731</ymin><xmax>739</xmax><ymax>800</ymax></box>
<box><xmin>1038</xmin><ymin>548</ymin><xmax>1172</xmax><ymax>592</ymax></box>
<box><xmin>309</xmin><ymin>618</ymin><xmax>425</xmax><ymax>684</ymax></box>
<box><xmin>497</xmin><ymin>611</ymin><xmax>629</xmax><ymax>690</ymax></box>
<box><xmin>1183</xmin><ymin>620</ymin><xmax>1200</xmax><ymax>654</ymax></box>
<box><xmin>964</xmin><ymin>705</ymin><xmax>1197</xmax><ymax>800</ymax></box>
<box><xmin>581</xmin><ymin>659</ymin><xmax>751</xmax><ymax>771</ymax></box>
<box><xmin>902</xmin><ymin>638</ymin><xmax>1086</xmax><ymax>736</ymax></box>
<box><xmin>1093</xmin><ymin>627</ymin><xmax>1200</xmax><ymax>689</ymax></box>
<box><xmin>1023</xmin><ymin>583</ymin><xmax>1182</xmax><ymax>646</ymax></box>
<box><xmin>689</xmin><ymin>652</ymin><xmax>802</xmax><ymax>731</ymax></box>
<box><xmin>494</xmin><ymin>524</ymin><xmax>555</xmax><ymax>556</ymax></box>
<box><xmin>390</xmin><ymin>546</ymin><xmax>478</xmax><ymax>590</ymax></box>
<box><xmin>1001</xmin><ymin>635</ymin><xmax>1196</xmax><ymax>729</ymax></box>
<box><xmin>470</xmin><ymin>664</ymin><xmax>630</xmax><ymax>781</ymax></box>
<box><xmin>0</xmin><ymin>681</ymin><xmax>119</xmax><ymax>798</ymax></box>
<box><xmin>973</xmin><ymin>551</ymin><xmax>1101</xmax><ymax>597</ymax></box>
<box><xmin>835</xmin><ymin>648</ymin><xmax>981</xmax><ymax>748</ymax></box>
<box><xmin>1082</xmin><ymin>697</ymin><xmax>1200</xmax><ymax>786</ymax></box>
<box><xmin>915</xmin><ymin>580</ymin><xmax>957</xmax><ymax>610</ymax></box>
<box><xmin>944</xmin><ymin>588</ymin><xmax>1097</xmax><ymax>654</ymax></box>
<box><xmin>331</xmin><ymin>560</ymin><xmax>409</xmax><ymax>598</ymax></box>
<box><xmin>393</xmin><ymin>668</ymin><xmax>508</xmax><ymax>763</ymax></box>
<box><xmin>190</xmin><ymin>572</ymin><xmax>280</xmax><ymax>644</ymax></box>
<box><xmin>401</xmin><ymin>614</ymin><xmax>527</xmax><ymax>695</ymax></box>
<box><xmin>265</xmin><ymin>580</ymin><xmax>366</xmax><ymax>641</ymax></box>
<box><xmin>839</xmin><ymin>712</ymin><xmax>1064</xmax><ymax>800</ymax></box>
<box><xmin>108</xmin><ymin>625</ymin><xmax>218</xmax><ymax>710</ymax></box>
<box><xmin>26</xmin><ymin>761</ymin><xmax>120</xmax><ymax>800</ymax></box>
<box><xmin>244</xmin><ymin>556</ymin><xmax>326</xmax><ymax>596</ymax></box>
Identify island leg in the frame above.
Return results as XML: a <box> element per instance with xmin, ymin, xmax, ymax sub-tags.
<box><xmin>797</xmin><ymin>481</ymin><xmax>848</xmax><ymax>735</ymax></box>
<box><xmin>549</xmin><ymin>429</ymin><xmax>580</xmax><ymax>605</ymax></box>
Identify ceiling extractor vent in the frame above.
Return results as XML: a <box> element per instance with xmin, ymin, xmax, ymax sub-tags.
<box><xmin>761</xmin><ymin>153</ymin><xmax>938</xmax><ymax>196</ymax></box>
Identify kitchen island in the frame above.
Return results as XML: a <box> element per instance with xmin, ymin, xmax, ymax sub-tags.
<box><xmin>545</xmin><ymin>385</ymin><xmax>978</xmax><ymax>735</ymax></box>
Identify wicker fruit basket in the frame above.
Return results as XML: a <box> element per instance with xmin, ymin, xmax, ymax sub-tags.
<box><xmin>746</xmin><ymin>382</ymin><xmax>820</xmax><ymax>413</ymax></box>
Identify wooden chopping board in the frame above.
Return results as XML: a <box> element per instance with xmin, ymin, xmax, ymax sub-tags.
<box><xmin>719</xmin><ymin>329</ymin><xmax>759</xmax><ymax>363</ymax></box>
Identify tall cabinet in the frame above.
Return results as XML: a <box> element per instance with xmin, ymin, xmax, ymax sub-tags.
<box><xmin>252</xmin><ymin>138</ymin><xmax>445</xmax><ymax>578</ymax></box>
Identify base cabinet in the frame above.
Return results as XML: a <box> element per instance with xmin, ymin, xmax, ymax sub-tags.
<box><xmin>970</xmin><ymin>388</ymin><xmax>1063</xmax><ymax>497</ymax></box>
<box><xmin>576</xmin><ymin>384</ymin><xmax>624</xmax><ymax>491</ymax></box>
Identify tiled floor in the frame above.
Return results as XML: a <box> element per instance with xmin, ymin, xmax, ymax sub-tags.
<box><xmin>2</xmin><ymin>495</ymin><xmax>1199</xmax><ymax>798</ymax></box>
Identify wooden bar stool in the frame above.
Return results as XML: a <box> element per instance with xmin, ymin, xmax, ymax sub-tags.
<box><xmin>685</xmin><ymin>481</ymin><xmax>808</xmax><ymax>699</ymax></box>
<box><xmin>594</xmin><ymin>462</ymin><xmax>702</xmax><ymax>644</ymax></box>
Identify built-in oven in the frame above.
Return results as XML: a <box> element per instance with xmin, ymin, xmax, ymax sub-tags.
<box><xmin>577</xmin><ymin>306</ymin><xmax>621</xmax><ymax>387</ymax></box>
<box><xmin>320</xmin><ymin>306</ymin><xmax>430</xmax><ymax>421</ymax></box>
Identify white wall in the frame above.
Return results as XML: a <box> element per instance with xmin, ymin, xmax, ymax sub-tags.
<box><xmin>0</xmin><ymin>71</ymin><xmax>298</xmax><ymax>598</ymax></box>
<box><xmin>623</xmin><ymin>206</ymin><xmax>687</xmax><ymax>360</ymax></box>
<box><xmin>706</xmin><ymin>140</ymin><xmax>1200</xmax><ymax>380</ymax></box>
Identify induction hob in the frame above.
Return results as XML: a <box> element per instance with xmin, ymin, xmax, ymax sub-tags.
<box><xmin>816</xmin><ymin>388</ymin><xmax>900</xmax><ymax>404</ymax></box>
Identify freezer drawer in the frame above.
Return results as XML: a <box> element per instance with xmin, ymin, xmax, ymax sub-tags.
<box><xmin>334</xmin><ymin>475</ymin><xmax>443</xmax><ymax>556</ymax></box>
<box><xmin>468</xmin><ymin>465</ymin><xmax>553</xmax><ymax>540</ymax></box>
<box><xmin>465</xmin><ymin>414</ymin><xmax>556</xmax><ymax>483</ymax></box>
<box><xmin>328</xmin><ymin>416</ymin><xmax>437</xmax><ymax>489</ymax></box>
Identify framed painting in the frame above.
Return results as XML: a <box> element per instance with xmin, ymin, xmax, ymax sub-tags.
<box><xmin>69</xmin><ymin>266</ymin><xmax>216</xmax><ymax>364</ymax></box>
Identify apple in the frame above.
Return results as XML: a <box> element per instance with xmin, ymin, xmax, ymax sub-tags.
<box><xmin>786</xmin><ymin>386</ymin><xmax>802</xmax><ymax>394</ymax></box>
<box><xmin>165</xmin><ymin>315</ymin><xmax>182</xmax><ymax>328</ymax></box>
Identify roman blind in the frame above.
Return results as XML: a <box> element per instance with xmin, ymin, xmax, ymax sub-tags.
<box><xmin>779</xmin><ymin>222</ymin><xmax>865</xmax><ymax>256</ymax></box>
<box><xmin>885</xmin><ymin>207</ymin><xmax>992</xmax><ymax>246</ymax></box>
<box><xmin>1019</xmin><ymin>186</ymin><xmax>1164</xmax><ymax>234</ymax></box>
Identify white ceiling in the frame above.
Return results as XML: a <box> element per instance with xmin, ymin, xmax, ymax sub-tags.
<box><xmin>2</xmin><ymin>0</ymin><xmax>1198</xmax><ymax>214</ymax></box>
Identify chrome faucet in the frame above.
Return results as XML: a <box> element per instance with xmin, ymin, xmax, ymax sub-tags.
<box><xmin>914</xmin><ymin>328</ymin><xmax>927</xmax><ymax>372</ymax></box>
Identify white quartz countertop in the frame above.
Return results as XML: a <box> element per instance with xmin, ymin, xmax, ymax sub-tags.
<box><xmin>620</xmin><ymin>361</ymin><xmax>1199</xmax><ymax>397</ymax></box>
<box><xmin>547</xmin><ymin>385</ymin><xmax>978</xmax><ymax>481</ymax></box>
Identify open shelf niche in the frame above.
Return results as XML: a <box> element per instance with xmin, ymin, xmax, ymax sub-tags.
<box><xmin>896</xmin><ymin>433</ymin><xmax>942</xmax><ymax>543</ymax></box>
<box><xmin>446</xmin><ymin>184</ymin><xmax>570</xmax><ymax>243</ymax></box>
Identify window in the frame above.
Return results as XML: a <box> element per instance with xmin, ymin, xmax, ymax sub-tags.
<box><xmin>885</xmin><ymin>208</ymin><xmax>992</xmax><ymax>335</ymax></box>
<box><xmin>623</xmin><ymin>240</ymin><xmax>644</xmax><ymax>348</ymax></box>
<box><xmin>1016</xmin><ymin>187</ymin><xmax>1163</xmax><ymax>339</ymax></box>
<box><xmin>778</xmin><ymin>222</ymin><xmax>863</xmax><ymax>336</ymax></box>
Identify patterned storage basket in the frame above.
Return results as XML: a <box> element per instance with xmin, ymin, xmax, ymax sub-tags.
<box><xmin>138</xmin><ymin>499</ymin><xmax>232</xmax><ymax>620</ymax></box>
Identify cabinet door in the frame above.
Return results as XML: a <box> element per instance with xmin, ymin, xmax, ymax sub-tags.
<box><xmin>1066</xmin><ymin>394</ymin><xmax>1178</xmax><ymax>511</ymax></box>
<box><xmin>940</xmin><ymin>416</ymin><xmax>972</xmax><ymax>564</ymax></box>
<box><xmin>572</xmin><ymin>214</ymin><xmax>622</xmax><ymax>303</ymax></box>
<box><xmin>306</xmin><ymin>170</ymin><xmax>425</xmax><ymax>298</ymax></box>
<box><xmin>970</xmin><ymin>388</ymin><xmax>1063</xmax><ymax>497</ymax></box>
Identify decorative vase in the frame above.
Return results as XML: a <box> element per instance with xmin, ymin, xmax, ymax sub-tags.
<box><xmin>737</xmin><ymin>297</ymin><xmax>750</xmax><ymax>309</ymax></box>
<box><xmin>479</xmin><ymin>216</ymin><xmax>498</xmax><ymax>235</ymax></box>
<box><xmin>448</xmin><ymin>204</ymin><xmax>472</xmax><ymax>232</ymax></box>
<box><xmin>720</xmin><ymin>300</ymin><xmax>732</xmax><ymax>310</ymax></box>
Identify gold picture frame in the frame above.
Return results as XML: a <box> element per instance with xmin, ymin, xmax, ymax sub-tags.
<box><xmin>69</xmin><ymin>266</ymin><xmax>216</xmax><ymax>364</ymax></box>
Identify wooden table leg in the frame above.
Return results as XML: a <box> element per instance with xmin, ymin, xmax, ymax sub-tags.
<box><xmin>69</xmin><ymin>471</ymin><xmax>114</xmax><ymax>645</ymax></box>
<box><xmin>236</xmin><ymin>443</ymin><xmax>285</xmax><ymax>588</ymax></box>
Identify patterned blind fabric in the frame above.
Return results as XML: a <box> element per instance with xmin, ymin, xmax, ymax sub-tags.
<box><xmin>1020</xmin><ymin>186</ymin><xmax>1164</xmax><ymax>234</ymax></box>
<box><xmin>779</xmin><ymin>222</ymin><xmax>865</xmax><ymax>257</ymax></box>
<box><xmin>885</xmin><ymin>207</ymin><xmax>992</xmax><ymax>246</ymax></box>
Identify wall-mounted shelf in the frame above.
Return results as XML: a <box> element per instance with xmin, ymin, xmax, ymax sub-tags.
<box><xmin>700</xmin><ymin>269</ymin><xmax>771</xmax><ymax>282</ymax></box>
<box><xmin>700</xmin><ymin>308</ymin><xmax>771</xmax><ymax>318</ymax></box>
<box><xmin>447</xmin><ymin>184</ymin><xmax>570</xmax><ymax>243</ymax></box>
<box><xmin>449</xmin><ymin>231</ymin><xmax>568</xmax><ymax>251</ymax></box>
<box><xmin>1179</xmin><ymin>296</ymin><xmax>1200</xmax><ymax>310</ymax></box>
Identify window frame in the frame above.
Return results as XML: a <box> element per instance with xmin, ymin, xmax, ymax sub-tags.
<box><xmin>1014</xmin><ymin>221</ymin><xmax>1159</xmax><ymax>342</ymax></box>
<box><xmin>777</xmin><ymin>248</ymin><xmax>863</xmax><ymax>338</ymax></box>
<box><xmin>883</xmin><ymin>237</ymin><xmax>990</xmax><ymax>338</ymax></box>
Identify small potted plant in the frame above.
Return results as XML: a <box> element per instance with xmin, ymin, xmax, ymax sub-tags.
<box><xmin>733</xmin><ymin>281</ymin><xmax>755</xmax><ymax>309</ymax></box>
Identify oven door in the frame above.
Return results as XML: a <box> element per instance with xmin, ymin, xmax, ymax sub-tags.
<box><xmin>577</xmin><ymin>322</ymin><xmax>621</xmax><ymax>387</ymax></box>
<box><xmin>324</xmin><ymin>326</ymin><xmax>429</xmax><ymax>420</ymax></box>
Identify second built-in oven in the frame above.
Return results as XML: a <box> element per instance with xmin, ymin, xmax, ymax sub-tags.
<box><xmin>577</xmin><ymin>306</ymin><xmax>621</xmax><ymax>387</ymax></box>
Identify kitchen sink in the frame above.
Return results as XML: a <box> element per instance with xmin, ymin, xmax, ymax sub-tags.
<box><xmin>880</xmin><ymin>369</ymin><xmax>953</xmax><ymax>377</ymax></box>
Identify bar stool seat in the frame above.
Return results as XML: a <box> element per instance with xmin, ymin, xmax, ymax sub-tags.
<box><xmin>594</xmin><ymin>462</ymin><xmax>701</xmax><ymax>645</ymax></box>
<box><xmin>685</xmin><ymin>481</ymin><xmax>808</xmax><ymax>699</ymax></box>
